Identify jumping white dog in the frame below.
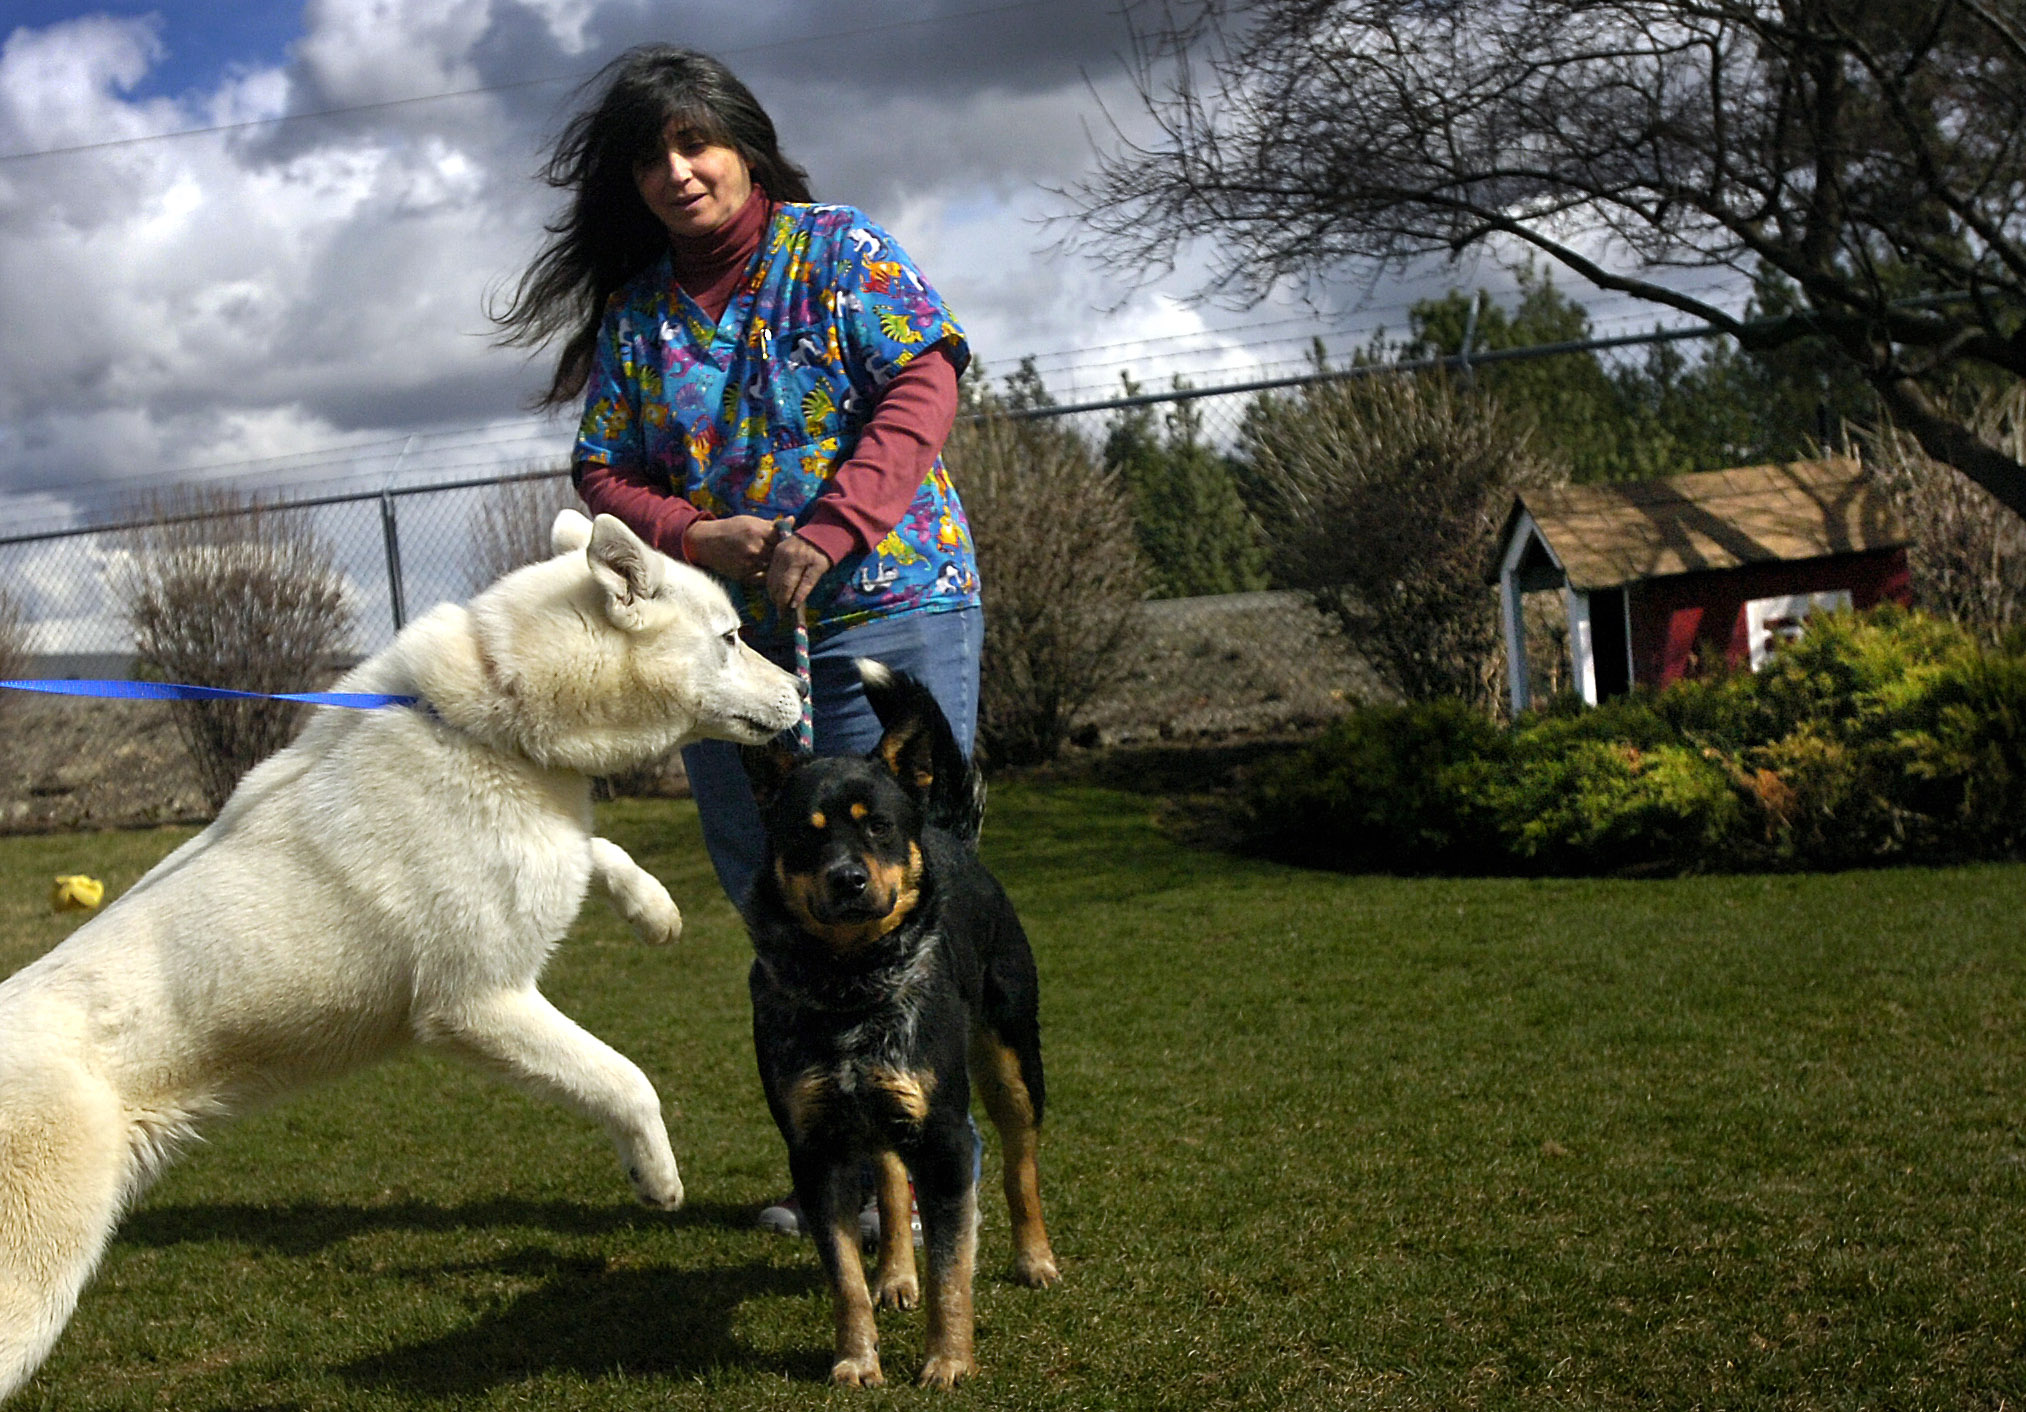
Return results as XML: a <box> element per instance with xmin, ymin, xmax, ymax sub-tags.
<box><xmin>0</xmin><ymin>510</ymin><xmax>802</xmax><ymax>1400</ymax></box>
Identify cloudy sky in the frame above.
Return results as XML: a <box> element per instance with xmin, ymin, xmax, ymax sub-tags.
<box><xmin>5</xmin><ymin>0</ymin><xmax>1500</xmax><ymax>534</ymax></box>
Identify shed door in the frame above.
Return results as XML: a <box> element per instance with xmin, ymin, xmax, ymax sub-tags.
<box><xmin>1591</xmin><ymin>587</ymin><xmax>1631</xmax><ymax>700</ymax></box>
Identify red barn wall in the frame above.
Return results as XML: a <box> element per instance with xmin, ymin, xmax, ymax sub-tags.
<box><xmin>1626</xmin><ymin>548</ymin><xmax>1911</xmax><ymax>688</ymax></box>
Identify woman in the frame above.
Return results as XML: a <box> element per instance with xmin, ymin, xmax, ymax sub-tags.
<box><xmin>494</xmin><ymin>43</ymin><xmax>983</xmax><ymax>1235</ymax></box>
<box><xmin>497</xmin><ymin>44</ymin><xmax>980</xmax><ymax>904</ymax></box>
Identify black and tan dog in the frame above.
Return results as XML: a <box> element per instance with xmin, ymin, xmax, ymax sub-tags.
<box><xmin>742</xmin><ymin>660</ymin><xmax>1058</xmax><ymax>1389</ymax></box>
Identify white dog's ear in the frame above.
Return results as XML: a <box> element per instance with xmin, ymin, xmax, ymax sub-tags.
<box><xmin>588</xmin><ymin>514</ymin><xmax>665</xmax><ymax>628</ymax></box>
<box><xmin>551</xmin><ymin>508</ymin><xmax>593</xmax><ymax>554</ymax></box>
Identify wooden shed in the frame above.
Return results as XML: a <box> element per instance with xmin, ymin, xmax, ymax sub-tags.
<box><xmin>1491</xmin><ymin>457</ymin><xmax>1912</xmax><ymax>713</ymax></box>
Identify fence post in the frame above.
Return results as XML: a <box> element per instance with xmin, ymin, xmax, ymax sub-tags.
<box><xmin>1459</xmin><ymin>290</ymin><xmax>1484</xmax><ymax>388</ymax></box>
<box><xmin>378</xmin><ymin>491</ymin><xmax>406</xmax><ymax>633</ymax></box>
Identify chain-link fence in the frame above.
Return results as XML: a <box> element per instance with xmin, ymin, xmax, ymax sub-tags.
<box><xmin>1</xmin><ymin>470</ymin><xmax>581</xmax><ymax>674</ymax></box>
<box><xmin>2</xmin><ymin>377</ymin><xmax>1300</xmax><ymax>675</ymax></box>
<box><xmin>0</xmin><ymin>330</ymin><xmax>1713</xmax><ymax>680</ymax></box>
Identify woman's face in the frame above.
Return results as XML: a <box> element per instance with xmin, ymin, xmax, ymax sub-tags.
<box><xmin>634</xmin><ymin>121</ymin><xmax>753</xmax><ymax>238</ymax></box>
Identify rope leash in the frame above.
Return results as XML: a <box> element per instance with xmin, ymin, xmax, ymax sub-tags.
<box><xmin>774</xmin><ymin>516</ymin><xmax>815</xmax><ymax>755</ymax></box>
<box><xmin>792</xmin><ymin>603</ymin><xmax>813</xmax><ymax>755</ymax></box>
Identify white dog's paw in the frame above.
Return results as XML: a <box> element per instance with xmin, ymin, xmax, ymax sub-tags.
<box><xmin>590</xmin><ymin>838</ymin><xmax>683</xmax><ymax>945</ymax></box>
<box><xmin>608</xmin><ymin>1077</ymin><xmax>682</xmax><ymax>1209</ymax></box>
<box><xmin>624</xmin><ymin>883</ymin><xmax>682</xmax><ymax>947</ymax></box>
<box><xmin>628</xmin><ymin>1153</ymin><xmax>684</xmax><ymax>1211</ymax></box>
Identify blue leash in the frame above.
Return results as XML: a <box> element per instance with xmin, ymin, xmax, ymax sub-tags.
<box><xmin>0</xmin><ymin>679</ymin><xmax>419</xmax><ymax>710</ymax></box>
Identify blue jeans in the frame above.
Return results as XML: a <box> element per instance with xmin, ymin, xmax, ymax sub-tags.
<box><xmin>682</xmin><ymin>605</ymin><xmax>983</xmax><ymax>911</ymax></box>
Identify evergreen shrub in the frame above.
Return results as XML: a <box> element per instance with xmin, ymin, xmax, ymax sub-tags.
<box><xmin>1245</xmin><ymin>607</ymin><xmax>2026</xmax><ymax>874</ymax></box>
<box><xmin>1245</xmin><ymin>698</ymin><xmax>1501</xmax><ymax>872</ymax></box>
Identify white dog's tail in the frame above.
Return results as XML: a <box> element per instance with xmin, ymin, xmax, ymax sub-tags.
<box><xmin>0</xmin><ymin>1066</ymin><xmax>129</xmax><ymax>1402</ymax></box>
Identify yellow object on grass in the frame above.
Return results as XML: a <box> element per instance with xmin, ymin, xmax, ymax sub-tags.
<box><xmin>51</xmin><ymin>875</ymin><xmax>104</xmax><ymax>912</ymax></box>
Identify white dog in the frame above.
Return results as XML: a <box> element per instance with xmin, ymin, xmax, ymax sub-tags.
<box><xmin>0</xmin><ymin>510</ymin><xmax>801</xmax><ymax>1400</ymax></box>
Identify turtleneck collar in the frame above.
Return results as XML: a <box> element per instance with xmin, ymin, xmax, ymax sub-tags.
<box><xmin>665</xmin><ymin>183</ymin><xmax>772</xmax><ymax>317</ymax></box>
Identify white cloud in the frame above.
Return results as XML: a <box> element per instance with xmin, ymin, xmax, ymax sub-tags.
<box><xmin>0</xmin><ymin>15</ymin><xmax>170</xmax><ymax>152</ymax></box>
<box><xmin>0</xmin><ymin>0</ymin><xmax>1760</xmax><ymax>662</ymax></box>
<box><xmin>515</xmin><ymin>0</ymin><xmax>601</xmax><ymax>55</ymax></box>
<box><xmin>290</xmin><ymin>0</ymin><xmax>494</xmax><ymax>107</ymax></box>
<box><xmin>0</xmin><ymin>0</ymin><xmax>1411</xmax><ymax>521</ymax></box>
<box><xmin>0</xmin><ymin>9</ymin><xmax>567</xmax><ymax>501</ymax></box>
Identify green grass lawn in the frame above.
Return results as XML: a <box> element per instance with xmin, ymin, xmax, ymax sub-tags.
<box><xmin>3</xmin><ymin>785</ymin><xmax>2024</xmax><ymax>1409</ymax></box>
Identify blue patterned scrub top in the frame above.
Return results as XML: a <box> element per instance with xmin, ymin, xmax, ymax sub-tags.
<box><xmin>573</xmin><ymin>201</ymin><xmax>981</xmax><ymax>645</ymax></box>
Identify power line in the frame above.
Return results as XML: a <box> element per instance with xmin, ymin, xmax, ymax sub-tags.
<box><xmin>0</xmin><ymin>420</ymin><xmax>572</xmax><ymax>503</ymax></box>
<box><xmin>10</xmin><ymin>316</ymin><xmax>1761</xmax><ymax>519</ymax></box>
<box><xmin>161</xmin><ymin>419</ymin><xmax>566</xmax><ymax>478</ymax></box>
<box><xmin>995</xmin><ymin>292</ymin><xmax>1976</xmax><ymax>422</ymax></box>
<box><xmin>1014</xmin><ymin>307</ymin><xmax>1405</xmax><ymax>370</ymax></box>
<box><xmin>0</xmin><ymin>462</ymin><xmax>572</xmax><ymax>549</ymax></box>
<box><xmin>0</xmin><ymin>270</ymin><xmax>1760</xmax><ymax>506</ymax></box>
<box><xmin>989</xmin><ymin>321</ymin><xmax>1739</xmax><ymax>424</ymax></box>
<box><xmin>0</xmin><ymin>0</ymin><xmax>1065</xmax><ymax>164</ymax></box>
<box><xmin>1027</xmin><ymin>307</ymin><xmax>1732</xmax><ymax>398</ymax></box>
<box><xmin>1012</xmin><ymin>273</ymin><xmax>1747</xmax><ymax>387</ymax></box>
<box><xmin>0</xmin><ymin>316</ymin><xmax>1793</xmax><ymax>540</ymax></box>
<box><xmin>0</xmin><ymin>316</ymin><xmax>1741</xmax><ymax>505</ymax></box>
<box><xmin>7</xmin><ymin>309</ymin><xmax>1685</xmax><ymax>500</ymax></box>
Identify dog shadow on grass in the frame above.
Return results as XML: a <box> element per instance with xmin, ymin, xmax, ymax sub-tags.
<box><xmin>117</xmin><ymin>1199</ymin><xmax>833</xmax><ymax>1389</ymax></box>
<box><xmin>121</xmin><ymin>1195</ymin><xmax>747</xmax><ymax>1256</ymax></box>
<box><xmin>338</xmin><ymin>1248</ymin><xmax>828</xmax><ymax>1391</ymax></box>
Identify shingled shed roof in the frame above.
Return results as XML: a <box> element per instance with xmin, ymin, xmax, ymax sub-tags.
<box><xmin>1495</xmin><ymin>456</ymin><xmax>1908</xmax><ymax>591</ymax></box>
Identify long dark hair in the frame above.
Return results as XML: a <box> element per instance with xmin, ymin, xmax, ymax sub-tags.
<box><xmin>493</xmin><ymin>45</ymin><xmax>813</xmax><ymax>409</ymax></box>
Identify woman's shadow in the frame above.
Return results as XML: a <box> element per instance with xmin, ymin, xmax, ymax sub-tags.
<box><xmin>119</xmin><ymin>1197</ymin><xmax>832</xmax><ymax>1392</ymax></box>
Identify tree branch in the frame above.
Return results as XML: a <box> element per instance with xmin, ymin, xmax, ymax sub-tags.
<box><xmin>1875</xmin><ymin>373</ymin><xmax>2026</xmax><ymax>519</ymax></box>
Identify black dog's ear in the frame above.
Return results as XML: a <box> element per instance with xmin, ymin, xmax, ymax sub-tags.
<box><xmin>740</xmin><ymin>740</ymin><xmax>802</xmax><ymax>811</ymax></box>
<box><xmin>858</xmin><ymin>658</ymin><xmax>984</xmax><ymax>844</ymax></box>
<box><xmin>873</xmin><ymin>700</ymin><xmax>938</xmax><ymax>805</ymax></box>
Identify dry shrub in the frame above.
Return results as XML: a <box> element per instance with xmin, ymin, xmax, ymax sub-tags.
<box><xmin>0</xmin><ymin>587</ymin><xmax>26</xmax><ymax>714</ymax></box>
<box><xmin>1244</xmin><ymin>372</ymin><xmax>1566</xmax><ymax>710</ymax></box>
<box><xmin>466</xmin><ymin>469</ymin><xmax>580</xmax><ymax>593</ymax></box>
<box><xmin>1862</xmin><ymin>387</ymin><xmax>2026</xmax><ymax>646</ymax></box>
<box><xmin>945</xmin><ymin>410</ymin><xmax>1149</xmax><ymax>765</ymax></box>
<box><xmin>0</xmin><ymin>586</ymin><xmax>27</xmax><ymax>748</ymax></box>
<box><xmin>116</xmin><ymin>488</ymin><xmax>355</xmax><ymax>813</ymax></box>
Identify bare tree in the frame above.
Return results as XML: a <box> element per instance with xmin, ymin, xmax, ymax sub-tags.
<box><xmin>1244</xmin><ymin>372</ymin><xmax>1566</xmax><ymax>709</ymax></box>
<box><xmin>116</xmin><ymin>490</ymin><xmax>355</xmax><ymax>813</ymax></box>
<box><xmin>1864</xmin><ymin>386</ymin><xmax>2026</xmax><ymax>643</ymax></box>
<box><xmin>465</xmin><ymin>470</ymin><xmax>581</xmax><ymax>593</ymax></box>
<box><xmin>947</xmin><ymin>401</ymin><xmax>1150</xmax><ymax>765</ymax></box>
<box><xmin>1074</xmin><ymin>0</ymin><xmax>2026</xmax><ymax>516</ymax></box>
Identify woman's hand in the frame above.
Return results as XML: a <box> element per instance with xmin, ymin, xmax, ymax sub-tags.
<box><xmin>767</xmin><ymin>531</ymin><xmax>834</xmax><ymax>610</ymax></box>
<box><xmin>682</xmin><ymin>515</ymin><xmax>780</xmax><ymax>582</ymax></box>
<box><xmin>682</xmin><ymin>514</ymin><xmax>833</xmax><ymax>609</ymax></box>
